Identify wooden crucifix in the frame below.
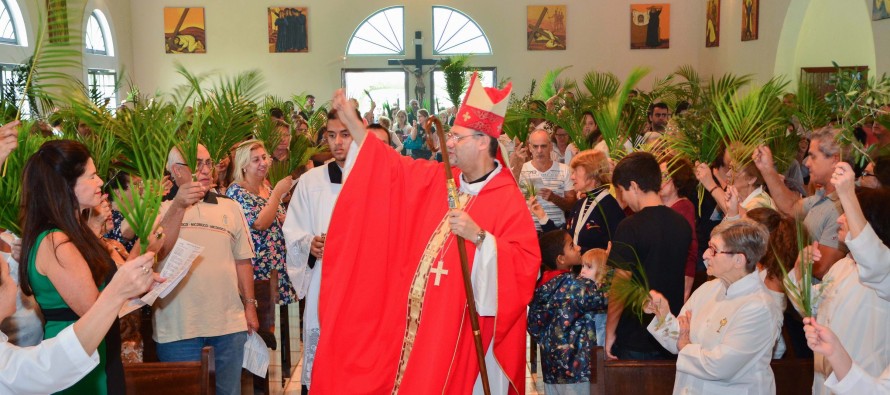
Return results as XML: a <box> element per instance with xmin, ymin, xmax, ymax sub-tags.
<box><xmin>389</xmin><ymin>31</ymin><xmax>440</xmax><ymax>105</ymax></box>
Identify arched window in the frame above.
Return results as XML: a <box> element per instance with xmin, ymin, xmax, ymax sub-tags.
<box><xmin>0</xmin><ymin>0</ymin><xmax>26</xmax><ymax>45</ymax></box>
<box><xmin>432</xmin><ymin>6</ymin><xmax>491</xmax><ymax>55</ymax></box>
<box><xmin>346</xmin><ymin>6</ymin><xmax>404</xmax><ymax>55</ymax></box>
<box><xmin>85</xmin><ymin>10</ymin><xmax>113</xmax><ymax>56</ymax></box>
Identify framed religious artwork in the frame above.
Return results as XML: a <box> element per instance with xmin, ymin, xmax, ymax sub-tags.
<box><xmin>268</xmin><ymin>7</ymin><xmax>309</xmax><ymax>53</ymax></box>
<box><xmin>741</xmin><ymin>0</ymin><xmax>759</xmax><ymax>41</ymax></box>
<box><xmin>630</xmin><ymin>4</ymin><xmax>670</xmax><ymax>49</ymax></box>
<box><xmin>527</xmin><ymin>5</ymin><xmax>566</xmax><ymax>50</ymax></box>
<box><xmin>164</xmin><ymin>7</ymin><xmax>206</xmax><ymax>54</ymax></box>
<box><xmin>874</xmin><ymin>0</ymin><xmax>890</xmax><ymax>21</ymax></box>
<box><xmin>706</xmin><ymin>0</ymin><xmax>720</xmax><ymax>47</ymax></box>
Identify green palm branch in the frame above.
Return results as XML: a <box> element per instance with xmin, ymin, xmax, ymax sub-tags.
<box><xmin>2</xmin><ymin>0</ymin><xmax>86</xmax><ymax>174</ymax></box>
<box><xmin>793</xmin><ymin>82</ymin><xmax>832</xmax><ymax>132</ymax></box>
<box><xmin>710</xmin><ymin>77</ymin><xmax>789</xmax><ymax>175</ymax></box>
<box><xmin>66</xmin><ymin>89</ymin><xmax>120</xmax><ymax>180</ymax></box>
<box><xmin>502</xmin><ymin>107</ymin><xmax>531</xmax><ymax>144</ymax></box>
<box><xmin>0</xmin><ymin>121</ymin><xmax>48</xmax><ymax>236</ymax></box>
<box><xmin>440</xmin><ymin>55</ymin><xmax>472</xmax><ymax>109</ymax></box>
<box><xmin>593</xmin><ymin>67</ymin><xmax>649</xmax><ymax>159</ymax></box>
<box><xmin>303</xmin><ymin>105</ymin><xmax>328</xmax><ymax>145</ymax></box>
<box><xmin>263</xmin><ymin>95</ymin><xmax>293</xmax><ymax>117</ymax></box>
<box><xmin>825</xmin><ymin>63</ymin><xmax>890</xmax><ymax>166</ymax></box>
<box><xmin>773</xmin><ymin>221</ymin><xmax>824</xmax><ymax>317</ymax></box>
<box><xmin>608</xmin><ymin>241</ymin><xmax>651</xmax><ymax>323</ymax></box>
<box><xmin>193</xmin><ymin>70</ymin><xmax>265</xmax><ymax>164</ymax></box>
<box><xmin>253</xmin><ymin>115</ymin><xmax>284</xmax><ymax>161</ymax></box>
<box><xmin>267</xmin><ymin>134</ymin><xmax>320</xmax><ymax>186</ymax></box>
<box><xmin>581</xmin><ymin>71</ymin><xmax>620</xmax><ymax>110</ymax></box>
<box><xmin>537</xmin><ymin>66</ymin><xmax>575</xmax><ymax>101</ymax></box>
<box><xmin>111</xmin><ymin>99</ymin><xmax>182</xmax><ymax>254</ymax></box>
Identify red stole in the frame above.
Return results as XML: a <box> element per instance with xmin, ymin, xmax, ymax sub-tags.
<box><xmin>311</xmin><ymin>137</ymin><xmax>540</xmax><ymax>394</ymax></box>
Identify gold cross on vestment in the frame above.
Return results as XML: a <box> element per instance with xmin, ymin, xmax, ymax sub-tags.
<box><xmin>462</xmin><ymin>112</ymin><xmax>472</xmax><ymax>122</ymax></box>
<box><xmin>431</xmin><ymin>260</ymin><xmax>449</xmax><ymax>286</ymax></box>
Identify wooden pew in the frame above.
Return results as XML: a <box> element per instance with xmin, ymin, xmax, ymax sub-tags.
<box><xmin>589</xmin><ymin>347</ymin><xmax>814</xmax><ymax>394</ymax></box>
<box><xmin>245</xmin><ymin>273</ymin><xmax>279</xmax><ymax>394</ymax></box>
<box><xmin>124</xmin><ymin>345</ymin><xmax>215</xmax><ymax>395</ymax></box>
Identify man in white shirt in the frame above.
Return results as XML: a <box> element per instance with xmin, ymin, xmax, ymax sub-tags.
<box><xmin>282</xmin><ymin>110</ymin><xmax>355</xmax><ymax>393</ymax></box>
<box><xmin>517</xmin><ymin>129</ymin><xmax>575</xmax><ymax>231</ymax></box>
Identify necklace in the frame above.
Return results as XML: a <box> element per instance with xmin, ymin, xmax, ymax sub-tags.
<box><xmin>432</xmin><ymin>194</ymin><xmax>477</xmax><ymax>286</ymax></box>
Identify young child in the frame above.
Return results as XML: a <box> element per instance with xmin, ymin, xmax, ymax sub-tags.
<box><xmin>581</xmin><ymin>248</ymin><xmax>612</xmax><ymax>347</ymax></box>
<box><xmin>528</xmin><ymin>230</ymin><xmax>608</xmax><ymax>394</ymax></box>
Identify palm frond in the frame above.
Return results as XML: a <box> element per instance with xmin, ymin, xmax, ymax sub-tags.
<box><xmin>537</xmin><ymin>66</ymin><xmax>573</xmax><ymax>101</ymax></box>
<box><xmin>253</xmin><ymin>115</ymin><xmax>284</xmax><ymax>160</ymax></box>
<box><xmin>593</xmin><ymin>67</ymin><xmax>650</xmax><ymax>159</ymax></box>
<box><xmin>581</xmin><ymin>71</ymin><xmax>620</xmax><ymax>110</ymax></box>
<box><xmin>0</xmin><ymin>121</ymin><xmax>48</xmax><ymax>235</ymax></box>
<box><xmin>794</xmin><ymin>82</ymin><xmax>832</xmax><ymax>132</ymax></box>
<box><xmin>440</xmin><ymin>55</ymin><xmax>472</xmax><ymax>109</ymax></box>
<box><xmin>608</xmin><ymin>241</ymin><xmax>651</xmax><ymax>323</ymax></box>
<box><xmin>268</xmin><ymin>134</ymin><xmax>320</xmax><ymax>186</ymax></box>
<box><xmin>710</xmin><ymin>77</ymin><xmax>788</xmax><ymax>174</ymax></box>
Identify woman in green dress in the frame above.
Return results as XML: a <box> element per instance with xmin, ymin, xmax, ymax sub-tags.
<box><xmin>18</xmin><ymin>140</ymin><xmax>124</xmax><ymax>395</ymax></box>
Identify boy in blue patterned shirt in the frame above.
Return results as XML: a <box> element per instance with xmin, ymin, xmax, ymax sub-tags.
<box><xmin>529</xmin><ymin>230</ymin><xmax>608</xmax><ymax>394</ymax></box>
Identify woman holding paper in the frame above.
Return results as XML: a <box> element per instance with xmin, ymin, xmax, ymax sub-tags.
<box><xmin>17</xmin><ymin>140</ymin><xmax>140</xmax><ymax>394</ymax></box>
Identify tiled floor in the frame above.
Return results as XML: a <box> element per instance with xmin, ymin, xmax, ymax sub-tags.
<box><xmin>263</xmin><ymin>305</ymin><xmax>545</xmax><ymax>395</ymax></box>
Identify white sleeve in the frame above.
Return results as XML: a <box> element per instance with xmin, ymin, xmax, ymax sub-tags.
<box><xmin>847</xmin><ymin>224</ymin><xmax>890</xmax><ymax>301</ymax></box>
<box><xmin>470</xmin><ymin>232</ymin><xmax>497</xmax><ymax>316</ymax></box>
<box><xmin>0</xmin><ymin>326</ymin><xmax>100</xmax><ymax>395</ymax></box>
<box><xmin>647</xmin><ymin>313</ymin><xmax>680</xmax><ymax>354</ymax></box>
<box><xmin>282</xmin><ymin>181</ymin><xmax>317</xmax><ymax>299</ymax></box>
<box><xmin>825</xmin><ymin>363</ymin><xmax>890</xmax><ymax>395</ymax></box>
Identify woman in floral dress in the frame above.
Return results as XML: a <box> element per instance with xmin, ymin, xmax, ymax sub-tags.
<box><xmin>226</xmin><ymin>139</ymin><xmax>298</xmax><ymax>304</ymax></box>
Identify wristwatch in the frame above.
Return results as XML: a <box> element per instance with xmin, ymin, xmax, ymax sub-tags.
<box><xmin>474</xmin><ymin>230</ymin><xmax>486</xmax><ymax>246</ymax></box>
<box><xmin>243</xmin><ymin>297</ymin><xmax>258</xmax><ymax>308</ymax></box>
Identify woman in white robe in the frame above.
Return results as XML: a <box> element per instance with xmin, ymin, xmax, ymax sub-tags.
<box><xmin>646</xmin><ymin>219</ymin><xmax>783</xmax><ymax>395</ymax></box>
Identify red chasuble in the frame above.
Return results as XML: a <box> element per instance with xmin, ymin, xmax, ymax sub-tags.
<box><xmin>311</xmin><ymin>137</ymin><xmax>540</xmax><ymax>394</ymax></box>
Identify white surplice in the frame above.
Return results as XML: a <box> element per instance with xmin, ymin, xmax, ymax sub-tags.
<box><xmin>648</xmin><ymin>272</ymin><xmax>783</xmax><ymax>395</ymax></box>
<box><xmin>789</xmin><ymin>231</ymin><xmax>890</xmax><ymax>395</ymax></box>
<box><xmin>810</xmin><ymin>223</ymin><xmax>890</xmax><ymax>394</ymax></box>
<box><xmin>282</xmin><ymin>161</ymin><xmax>345</xmax><ymax>388</ymax></box>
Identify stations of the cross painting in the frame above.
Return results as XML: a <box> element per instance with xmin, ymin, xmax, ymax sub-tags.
<box><xmin>389</xmin><ymin>30</ymin><xmax>440</xmax><ymax>103</ymax></box>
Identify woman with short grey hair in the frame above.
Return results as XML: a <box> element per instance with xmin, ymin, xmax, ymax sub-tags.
<box><xmin>645</xmin><ymin>219</ymin><xmax>783</xmax><ymax>394</ymax></box>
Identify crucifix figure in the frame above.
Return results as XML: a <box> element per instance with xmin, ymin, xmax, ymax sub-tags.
<box><xmin>430</xmin><ymin>259</ymin><xmax>449</xmax><ymax>286</ymax></box>
<box><xmin>389</xmin><ymin>31</ymin><xmax>439</xmax><ymax>104</ymax></box>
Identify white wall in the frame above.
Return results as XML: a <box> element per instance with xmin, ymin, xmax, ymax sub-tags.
<box><xmin>127</xmin><ymin>0</ymin><xmax>704</xmax><ymax>102</ymax></box>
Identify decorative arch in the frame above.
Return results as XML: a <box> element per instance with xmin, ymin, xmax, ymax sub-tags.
<box><xmin>85</xmin><ymin>9</ymin><xmax>113</xmax><ymax>56</ymax></box>
<box><xmin>346</xmin><ymin>6</ymin><xmax>404</xmax><ymax>55</ymax></box>
<box><xmin>0</xmin><ymin>0</ymin><xmax>27</xmax><ymax>46</ymax></box>
<box><xmin>431</xmin><ymin>6</ymin><xmax>491</xmax><ymax>55</ymax></box>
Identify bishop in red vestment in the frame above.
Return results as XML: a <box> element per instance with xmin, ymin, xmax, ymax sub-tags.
<box><xmin>311</xmin><ymin>74</ymin><xmax>540</xmax><ymax>394</ymax></box>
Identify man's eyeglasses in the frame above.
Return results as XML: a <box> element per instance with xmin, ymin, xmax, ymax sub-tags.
<box><xmin>175</xmin><ymin>159</ymin><xmax>213</xmax><ymax>171</ymax></box>
<box><xmin>445</xmin><ymin>132</ymin><xmax>483</xmax><ymax>143</ymax></box>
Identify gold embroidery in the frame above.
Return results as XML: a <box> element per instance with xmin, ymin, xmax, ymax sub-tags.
<box><xmin>391</xmin><ymin>193</ymin><xmax>471</xmax><ymax>393</ymax></box>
